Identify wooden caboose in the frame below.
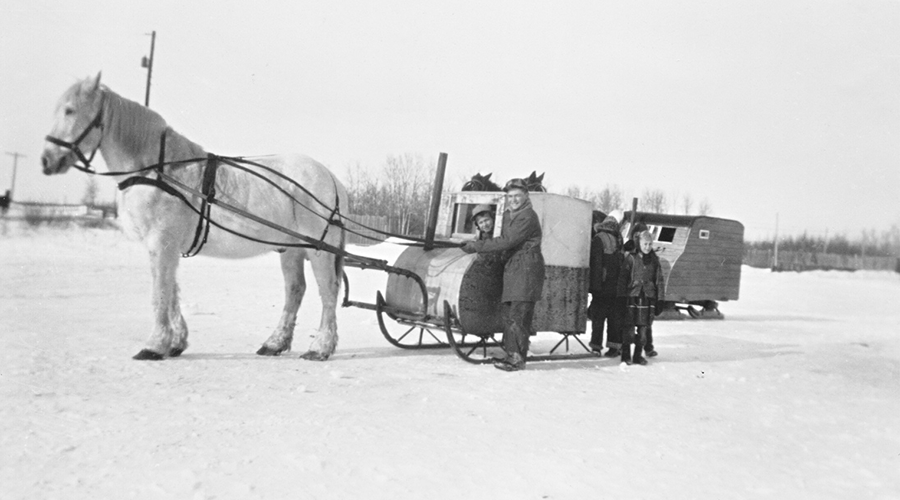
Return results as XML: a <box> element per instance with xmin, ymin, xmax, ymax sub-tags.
<box><xmin>619</xmin><ymin>212</ymin><xmax>744</xmax><ymax>319</ymax></box>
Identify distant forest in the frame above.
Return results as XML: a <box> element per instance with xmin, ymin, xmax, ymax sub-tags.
<box><xmin>745</xmin><ymin>230</ymin><xmax>900</xmax><ymax>258</ymax></box>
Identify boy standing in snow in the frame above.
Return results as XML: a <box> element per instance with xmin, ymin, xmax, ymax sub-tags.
<box><xmin>617</xmin><ymin>230</ymin><xmax>665</xmax><ymax>365</ymax></box>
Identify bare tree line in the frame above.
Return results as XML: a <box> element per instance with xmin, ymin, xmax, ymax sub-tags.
<box><xmin>342</xmin><ymin>158</ymin><xmax>717</xmax><ymax>239</ymax></box>
<box><xmin>344</xmin><ymin>153</ymin><xmax>439</xmax><ymax>236</ymax></box>
<box><xmin>562</xmin><ymin>184</ymin><xmax>712</xmax><ymax>216</ymax></box>
<box><xmin>746</xmin><ymin>227</ymin><xmax>900</xmax><ymax>258</ymax></box>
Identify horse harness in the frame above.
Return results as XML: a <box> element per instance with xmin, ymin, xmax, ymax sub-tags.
<box><xmin>117</xmin><ymin>133</ymin><xmax>346</xmax><ymax>258</ymax></box>
<box><xmin>45</xmin><ymin>89</ymin><xmax>453</xmax><ymax>255</ymax></box>
<box><xmin>48</xmin><ymin>106</ymin><xmax>342</xmax><ymax>258</ymax></box>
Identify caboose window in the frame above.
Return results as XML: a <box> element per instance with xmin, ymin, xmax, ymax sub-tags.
<box><xmin>657</xmin><ymin>227</ymin><xmax>677</xmax><ymax>243</ymax></box>
<box><xmin>699</xmin><ymin>229</ymin><xmax>710</xmax><ymax>239</ymax></box>
<box><xmin>452</xmin><ymin>203</ymin><xmax>495</xmax><ymax>236</ymax></box>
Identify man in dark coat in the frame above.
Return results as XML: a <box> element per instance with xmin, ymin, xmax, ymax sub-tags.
<box><xmin>588</xmin><ymin>211</ymin><xmax>625</xmax><ymax>357</ymax></box>
<box><xmin>463</xmin><ymin>178</ymin><xmax>545</xmax><ymax>371</ymax></box>
<box><xmin>617</xmin><ymin>230</ymin><xmax>665</xmax><ymax>365</ymax></box>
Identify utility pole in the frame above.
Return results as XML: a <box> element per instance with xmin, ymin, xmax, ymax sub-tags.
<box><xmin>5</xmin><ymin>151</ymin><xmax>24</xmax><ymax>200</ymax></box>
<box><xmin>141</xmin><ymin>30</ymin><xmax>156</xmax><ymax>107</ymax></box>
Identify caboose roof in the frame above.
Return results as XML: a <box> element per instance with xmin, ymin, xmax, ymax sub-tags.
<box><xmin>624</xmin><ymin>211</ymin><xmax>743</xmax><ymax>228</ymax></box>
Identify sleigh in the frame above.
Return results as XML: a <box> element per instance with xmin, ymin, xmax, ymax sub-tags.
<box><xmin>342</xmin><ymin>186</ymin><xmax>599</xmax><ymax>364</ymax></box>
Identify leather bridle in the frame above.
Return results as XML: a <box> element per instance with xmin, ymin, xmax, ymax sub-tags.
<box><xmin>44</xmin><ymin>92</ymin><xmax>106</xmax><ymax>172</ymax></box>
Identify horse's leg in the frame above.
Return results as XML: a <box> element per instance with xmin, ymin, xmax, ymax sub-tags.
<box><xmin>299</xmin><ymin>250</ymin><xmax>342</xmax><ymax>361</ymax></box>
<box><xmin>257</xmin><ymin>249</ymin><xmax>307</xmax><ymax>356</ymax></box>
<box><xmin>167</xmin><ymin>283</ymin><xmax>189</xmax><ymax>357</ymax></box>
<box><xmin>134</xmin><ymin>242</ymin><xmax>181</xmax><ymax>360</ymax></box>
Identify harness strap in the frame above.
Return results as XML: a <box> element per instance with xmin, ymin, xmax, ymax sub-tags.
<box><xmin>182</xmin><ymin>154</ymin><xmax>219</xmax><ymax>258</ymax></box>
<box><xmin>156</xmin><ymin>130</ymin><xmax>166</xmax><ymax>174</ymax></box>
<box><xmin>118</xmin><ymin>176</ymin><xmax>188</xmax><ymax>202</ymax></box>
<box><xmin>318</xmin><ymin>176</ymin><xmax>343</xmax><ymax>242</ymax></box>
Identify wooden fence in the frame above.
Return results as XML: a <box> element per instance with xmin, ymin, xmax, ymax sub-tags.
<box><xmin>744</xmin><ymin>249</ymin><xmax>899</xmax><ymax>272</ymax></box>
<box><xmin>1</xmin><ymin>202</ymin><xmax>111</xmax><ymax>221</ymax></box>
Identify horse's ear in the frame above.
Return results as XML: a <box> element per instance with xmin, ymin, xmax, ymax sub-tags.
<box><xmin>86</xmin><ymin>72</ymin><xmax>102</xmax><ymax>94</ymax></box>
<box><xmin>81</xmin><ymin>72</ymin><xmax>102</xmax><ymax>94</ymax></box>
<box><xmin>484</xmin><ymin>173</ymin><xmax>492</xmax><ymax>180</ymax></box>
<box><xmin>537</xmin><ymin>172</ymin><xmax>544</xmax><ymax>181</ymax></box>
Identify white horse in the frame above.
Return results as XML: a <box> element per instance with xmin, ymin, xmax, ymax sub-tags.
<box><xmin>41</xmin><ymin>73</ymin><xmax>348</xmax><ymax>361</ymax></box>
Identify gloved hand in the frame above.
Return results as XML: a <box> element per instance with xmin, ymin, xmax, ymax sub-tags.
<box><xmin>462</xmin><ymin>242</ymin><xmax>478</xmax><ymax>254</ymax></box>
<box><xmin>654</xmin><ymin>301</ymin><xmax>665</xmax><ymax>316</ymax></box>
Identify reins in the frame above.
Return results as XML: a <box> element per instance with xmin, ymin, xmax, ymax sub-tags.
<box><xmin>58</xmin><ymin>139</ymin><xmax>461</xmax><ymax>255</ymax></box>
<box><xmin>47</xmin><ymin>89</ymin><xmax>461</xmax><ymax>255</ymax></box>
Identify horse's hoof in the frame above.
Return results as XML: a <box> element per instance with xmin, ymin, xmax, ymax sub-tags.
<box><xmin>256</xmin><ymin>345</ymin><xmax>286</xmax><ymax>356</ymax></box>
<box><xmin>168</xmin><ymin>347</ymin><xmax>185</xmax><ymax>357</ymax></box>
<box><xmin>133</xmin><ymin>349</ymin><xmax>164</xmax><ymax>361</ymax></box>
<box><xmin>299</xmin><ymin>351</ymin><xmax>331</xmax><ymax>361</ymax></box>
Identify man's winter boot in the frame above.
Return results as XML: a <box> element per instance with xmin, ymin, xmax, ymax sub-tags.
<box><xmin>494</xmin><ymin>352</ymin><xmax>526</xmax><ymax>372</ymax></box>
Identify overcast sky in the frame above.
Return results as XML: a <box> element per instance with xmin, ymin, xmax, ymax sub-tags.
<box><xmin>1</xmin><ymin>0</ymin><xmax>897</xmax><ymax>240</ymax></box>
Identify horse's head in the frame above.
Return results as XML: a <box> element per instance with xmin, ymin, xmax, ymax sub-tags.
<box><xmin>524</xmin><ymin>171</ymin><xmax>546</xmax><ymax>192</ymax></box>
<box><xmin>462</xmin><ymin>172</ymin><xmax>502</xmax><ymax>192</ymax></box>
<box><xmin>41</xmin><ymin>72</ymin><xmax>105</xmax><ymax>175</ymax></box>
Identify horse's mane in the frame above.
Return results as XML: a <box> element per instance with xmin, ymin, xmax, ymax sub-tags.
<box><xmin>102</xmin><ymin>86</ymin><xmax>204</xmax><ymax>160</ymax></box>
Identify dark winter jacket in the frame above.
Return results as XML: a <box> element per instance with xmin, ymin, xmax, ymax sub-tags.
<box><xmin>589</xmin><ymin>220</ymin><xmax>623</xmax><ymax>296</ymax></box>
<box><xmin>617</xmin><ymin>249</ymin><xmax>665</xmax><ymax>301</ymax></box>
<box><xmin>466</xmin><ymin>199</ymin><xmax>545</xmax><ymax>302</ymax></box>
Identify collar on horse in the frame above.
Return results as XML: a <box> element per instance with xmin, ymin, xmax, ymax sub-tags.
<box><xmin>44</xmin><ymin>92</ymin><xmax>106</xmax><ymax>172</ymax></box>
<box><xmin>117</xmin><ymin>131</ymin><xmax>220</xmax><ymax>258</ymax></box>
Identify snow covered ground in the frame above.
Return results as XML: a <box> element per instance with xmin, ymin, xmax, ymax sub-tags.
<box><xmin>1</xmin><ymin>225</ymin><xmax>898</xmax><ymax>500</ymax></box>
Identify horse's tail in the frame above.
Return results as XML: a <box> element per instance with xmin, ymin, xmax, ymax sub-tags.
<box><xmin>334</xmin><ymin>225</ymin><xmax>345</xmax><ymax>279</ymax></box>
<box><xmin>331</xmin><ymin>176</ymin><xmax>346</xmax><ymax>280</ymax></box>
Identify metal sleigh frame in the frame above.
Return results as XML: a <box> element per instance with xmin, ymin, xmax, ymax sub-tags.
<box><xmin>340</xmin><ymin>266</ymin><xmax>503</xmax><ymax>355</ymax></box>
<box><xmin>340</xmin><ymin>248</ymin><xmax>601</xmax><ymax>364</ymax></box>
<box><xmin>440</xmin><ymin>301</ymin><xmax>600</xmax><ymax>365</ymax></box>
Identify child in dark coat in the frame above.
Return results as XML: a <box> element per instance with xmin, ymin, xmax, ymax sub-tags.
<box><xmin>617</xmin><ymin>230</ymin><xmax>665</xmax><ymax>365</ymax></box>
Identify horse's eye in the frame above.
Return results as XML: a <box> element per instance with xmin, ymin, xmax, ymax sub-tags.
<box><xmin>64</xmin><ymin>107</ymin><xmax>74</xmax><ymax>116</ymax></box>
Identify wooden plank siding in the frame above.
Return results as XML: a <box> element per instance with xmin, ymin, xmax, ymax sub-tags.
<box><xmin>664</xmin><ymin>218</ymin><xmax>743</xmax><ymax>302</ymax></box>
<box><xmin>627</xmin><ymin>213</ymin><xmax>744</xmax><ymax>303</ymax></box>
